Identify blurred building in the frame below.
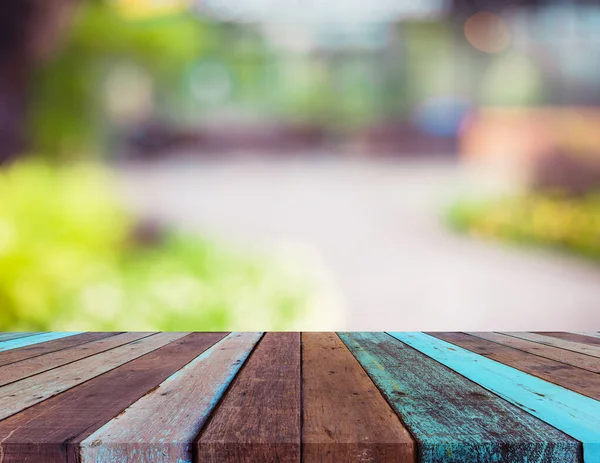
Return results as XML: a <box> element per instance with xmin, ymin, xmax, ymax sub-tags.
<box><xmin>3</xmin><ymin>0</ymin><xmax>600</xmax><ymax>161</ymax></box>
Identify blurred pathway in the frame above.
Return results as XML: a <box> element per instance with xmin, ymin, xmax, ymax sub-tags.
<box><xmin>116</xmin><ymin>155</ymin><xmax>600</xmax><ymax>330</ymax></box>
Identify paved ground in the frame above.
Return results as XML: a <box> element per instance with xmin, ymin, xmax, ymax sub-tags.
<box><xmin>115</xmin><ymin>154</ymin><xmax>600</xmax><ymax>330</ymax></box>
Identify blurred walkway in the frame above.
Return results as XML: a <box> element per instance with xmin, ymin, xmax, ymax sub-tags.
<box><xmin>116</xmin><ymin>155</ymin><xmax>600</xmax><ymax>330</ymax></box>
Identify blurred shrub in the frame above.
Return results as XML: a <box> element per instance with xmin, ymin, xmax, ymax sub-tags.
<box><xmin>447</xmin><ymin>194</ymin><xmax>600</xmax><ymax>261</ymax></box>
<box><xmin>0</xmin><ymin>161</ymin><xmax>315</xmax><ymax>331</ymax></box>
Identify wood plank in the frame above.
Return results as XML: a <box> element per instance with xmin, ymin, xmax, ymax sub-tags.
<box><xmin>197</xmin><ymin>332</ymin><xmax>301</xmax><ymax>463</ymax></box>
<box><xmin>533</xmin><ymin>332</ymin><xmax>600</xmax><ymax>347</ymax></box>
<box><xmin>339</xmin><ymin>332</ymin><xmax>581</xmax><ymax>463</ymax></box>
<box><xmin>502</xmin><ymin>332</ymin><xmax>600</xmax><ymax>359</ymax></box>
<box><xmin>574</xmin><ymin>333</ymin><xmax>600</xmax><ymax>340</ymax></box>
<box><xmin>0</xmin><ymin>332</ymin><xmax>227</xmax><ymax>463</ymax></box>
<box><xmin>0</xmin><ymin>332</ymin><xmax>83</xmax><ymax>353</ymax></box>
<box><xmin>301</xmin><ymin>332</ymin><xmax>415</xmax><ymax>463</ymax></box>
<box><xmin>80</xmin><ymin>332</ymin><xmax>262</xmax><ymax>463</ymax></box>
<box><xmin>466</xmin><ymin>332</ymin><xmax>600</xmax><ymax>373</ymax></box>
<box><xmin>0</xmin><ymin>332</ymin><xmax>186</xmax><ymax>421</ymax></box>
<box><xmin>391</xmin><ymin>332</ymin><xmax>599</xmax><ymax>463</ymax></box>
<box><xmin>431</xmin><ymin>332</ymin><xmax>600</xmax><ymax>401</ymax></box>
<box><xmin>0</xmin><ymin>333</ymin><xmax>40</xmax><ymax>342</ymax></box>
<box><xmin>0</xmin><ymin>332</ymin><xmax>119</xmax><ymax>368</ymax></box>
<box><xmin>0</xmin><ymin>332</ymin><xmax>152</xmax><ymax>387</ymax></box>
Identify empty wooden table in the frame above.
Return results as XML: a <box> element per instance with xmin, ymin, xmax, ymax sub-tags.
<box><xmin>0</xmin><ymin>331</ymin><xmax>599</xmax><ymax>463</ymax></box>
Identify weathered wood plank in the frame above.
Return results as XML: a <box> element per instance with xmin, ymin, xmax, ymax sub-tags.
<box><xmin>301</xmin><ymin>332</ymin><xmax>415</xmax><ymax>463</ymax></box>
<box><xmin>0</xmin><ymin>332</ymin><xmax>119</xmax><ymax>368</ymax></box>
<box><xmin>197</xmin><ymin>332</ymin><xmax>301</xmax><ymax>463</ymax></box>
<box><xmin>339</xmin><ymin>332</ymin><xmax>581</xmax><ymax>463</ymax></box>
<box><xmin>574</xmin><ymin>333</ymin><xmax>600</xmax><ymax>340</ymax></box>
<box><xmin>391</xmin><ymin>332</ymin><xmax>599</xmax><ymax>463</ymax></box>
<box><xmin>431</xmin><ymin>332</ymin><xmax>600</xmax><ymax>401</ymax></box>
<box><xmin>502</xmin><ymin>332</ymin><xmax>600</xmax><ymax>359</ymax></box>
<box><xmin>0</xmin><ymin>332</ymin><xmax>186</xmax><ymax>421</ymax></box>
<box><xmin>534</xmin><ymin>332</ymin><xmax>600</xmax><ymax>347</ymax></box>
<box><xmin>0</xmin><ymin>332</ymin><xmax>227</xmax><ymax>463</ymax></box>
<box><xmin>465</xmin><ymin>332</ymin><xmax>600</xmax><ymax>373</ymax></box>
<box><xmin>80</xmin><ymin>332</ymin><xmax>262</xmax><ymax>463</ymax></box>
<box><xmin>0</xmin><ymin>332</ymin><xmax>83</xmax><ymax>353</ymax></box>
<box><xmin>0</xmin><ymin>333</ymin><xmax>40</xmax><ymax>342</ymax></box>
<box><xmin>0</xmin><ymin>332</ymin><xmax>152</xmax><ymax>387</ymax></box>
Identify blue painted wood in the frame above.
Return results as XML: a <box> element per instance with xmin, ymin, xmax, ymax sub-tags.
<box><xmin>0</xmin><ymin>333</ymin><xmax>39</xmax><ymax>342</ymax></box>
<box><xmin>339</xmin><ymin>332</ymin><xmax>581</xmax><ymax>463</ymax></box>
<box><xmin>389</xmin><ymin>332</ymin><xmax>600</xmax><ymax>463</ymax></box>
<box><xmin>0</xmin><ymin>332</ymin><xmax>83</xmax><ymax>352</ymax></box>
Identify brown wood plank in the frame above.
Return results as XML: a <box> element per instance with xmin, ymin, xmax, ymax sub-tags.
<box><xmin>0</xmin><ymin>333</ymin><xmax>189</xmax><ymax>421</ymax></box>
<box><xmin>302</xmin><ymin>332</ymin><xmax>415</xmax><ymax>463</ymax></box>
<box><xmin>467</xmin><ymin>332</ymin><xmax>600</xmax><ymax>373</ymax></box>
<box><xmin>0</xmin><ymin>332</ymin><xmax>228</xmax><ymax>463</ymax></box>
<box><xmin>0</xmin><ymin>332</ymin><xmax>119</xmax><ymax>368</ymax></box>
<box><xmin>81</xmin><ymin>333</ymin><xmax>261</xmax><ymax>463</ymax></box>
<box><xmin>429</xmin><ymin>332</ymin><xmax>600</xmax><ymax>401</ymax></box>
<box><xmin>502</xmin><ymin>332</ymin><xmax>600</xmax><ymax>358</ymax></box>
<box><xmin>0</xmin><ymin>332</ymin><xmax>153</xmax><ymax>387</ymax></box>
<box><xmin>196</xmin><ymin>332</ymin><xmax>301</xmax><ymax>463</ymax></box>
<box><xmin>534</xmin><ymin>332</ymin><xmax>600</xmax><ymax>347</ymax></box>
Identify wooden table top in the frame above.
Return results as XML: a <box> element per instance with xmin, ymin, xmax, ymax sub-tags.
<box><xmin>0</xmin><ymin>331</ymin><xmax>599</xmax><ymax>463</ymax></box>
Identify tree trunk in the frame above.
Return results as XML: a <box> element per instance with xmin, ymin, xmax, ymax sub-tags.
<box><xmin>0</xmin><ymin>0</ymin><xmax>77</xmax><ymax>164</ymax></box>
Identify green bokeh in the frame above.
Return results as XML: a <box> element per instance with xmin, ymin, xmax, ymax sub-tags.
<box><xmin>0</xmin><ymin>161</ymin><xmax>314</xmax><ymax>331</ymax></box>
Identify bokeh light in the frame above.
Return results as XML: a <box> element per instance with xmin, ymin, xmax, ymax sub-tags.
<box><xmin>112</xmin><ymin>0</ymin><xmax>193</xmax><ymax>19</ymax></box>
<box><xmin>464</xmin><ymin>11</ymin><xmax>511</xmax><ymax>53</ymax></box>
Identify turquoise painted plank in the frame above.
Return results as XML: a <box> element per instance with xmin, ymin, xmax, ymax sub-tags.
<box><xmin>339</xmin><ymin>332</ymin><xmax>580</xmax><ymax>463</ymax></box>
<box><xmin>0</xmin><ymin>333</ymin><xmax>40</xmax><ymax>342</ymax></box>
<box><xmin>0</xmin><ymin>332</ymin><xmax>83</xmax><ymax>352</ymax></box>
<box><xmin>389</xmin><ymin>332</ymin><xmax>600</xmax><ymax>463</ymax></box>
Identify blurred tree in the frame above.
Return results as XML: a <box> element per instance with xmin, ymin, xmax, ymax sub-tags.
<box><xmin>29</xmin><ymin>0</ymin><xmax>209</xmax><ymax>160</ymax></box>
<box><xmin>0</xmin><ymin>0</ymin><xmax>78</xmax><ymax>164</ymax></box>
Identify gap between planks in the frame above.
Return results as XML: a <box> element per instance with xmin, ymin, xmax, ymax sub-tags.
<box><xmin>392</xmin><ymin>332</ymin><xmax>600</xmax><ymax>463</ymax></box>
<box><xmin>79</xmin><ymin>332</ymin><xmax>263</xmax><ymax>463</ymax></box>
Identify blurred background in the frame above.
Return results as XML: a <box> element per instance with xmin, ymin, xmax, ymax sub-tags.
<box><xmin>1</xmin><ymin>0</ymin><xmax>600</xmax><ymax>331</ymax></box>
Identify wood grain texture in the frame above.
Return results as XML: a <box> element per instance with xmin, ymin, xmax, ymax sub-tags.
<box><xmin>0</xmin><ymin>332</ymin><xmax>152</xmax><ymax>387</ymax></box>
<box><xmin>0</xmin><ymin>332</ymin><xmax>227</xmax><ymax>463</ymax></box>
<box><xmin>431</xmin><ymin>332</ymin><xmax>600</xmax><ymax>401</ymax></box>
<box><xmin>302</xmin><ymin>332</ymin><xmax>415</xmax><ymax>463</ymax></box>
<box><xmin>0</xmin><ymin>332</ymin><xmax>83</xmax><ymax>353</ymax></box>
<box><xmin>393</xmin><ymin>332</ymin><xmax>599</xmax><ymax>463</ymax></box>
<box><xmin>80</xmin><ymin>332</ymin><xmax>262</xmax><ymax>463</ymax></box>
<box><xmin>536</xmin><ymin>332</ymin><xmax>600</xmax><ymax>347</ymax></box>
<box><xmin>0</xmin><ymin>332</ymin><xmax>119</xmax><ymax>368</ymax></box>
<box><xmin>466</xmin><ymin>332</ymin><xmax>600</xmax><ymax>373</ymax></box>
<box><xmin>197</xmin><ymin>332</ymin><xmax>301</xmax><ymax>463</ymax></box>
<box><xmin>340</xmin><ymin>332</ymin><xmax>581</xmax><ymax>463</ymax></box>
<box><xmin>574</xmin><ymin>333</ymin><xmax>600</xmax><ymax>339</ymax></box>
<box><xmin>0</xmin><ymin>332</ymin><xmax>187</xmax><ymax>421</ymax></box>
<box><xmin>0</xmin><ymin>333</ymin><xmax>39</xmax><ymax>342</ymax></box>
<box><xmin>503</xmin><ymin>332</ymin><xmax>600</xmax><ymax>358</ymax></box>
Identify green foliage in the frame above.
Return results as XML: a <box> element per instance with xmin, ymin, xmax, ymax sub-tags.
<box><xmin>29</xmin><ymin>1</ymin><xmax>210</xmax><ymax>159</ymax></box>
<box><xmin>446</xmin><ymin>194</ymin><xmax>600</xmax><ymax>261</ymax></box>
<box><xmin>0</xmin><ymin>161</ymin><xmax>315</xmax><ymax>331</ymax></box>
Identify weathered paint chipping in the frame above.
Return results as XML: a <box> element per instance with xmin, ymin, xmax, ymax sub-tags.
<box><xmin>340</xmin><ymin>332</ymin><xmax>581</xmax><ymax>463</ymax></box>
<box><xmin>390</xmin><ymin>332</ymin><xmax>600</xmax><ymax>463</ymax></box>
<box><xmin>79</xmin><ymin>332</ymin><xmax>263</xmax><ymax>463</ymax></box>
